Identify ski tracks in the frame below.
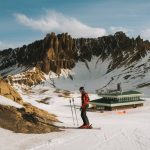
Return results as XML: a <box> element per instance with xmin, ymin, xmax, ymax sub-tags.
<box><xmin>24</xmin><ymin>127</ymin><xmax>150</xmax><ymax>150</ymax></box>
<box><xmin>93</xmin><ymin>127</ymin><xmax>150</xmax><ymax>150</ymax></box>
<box><xmin>25</xmin><ymin>129</ymin><xmax>102</xmax><ymax>150</ymax></box>
<box><xmin>132</xmin><ymin>128</ymin><xmax>150</xmax><ymax>150</ymax></box>
<box><xmin>120</xmin><ymin>128</ymin><xmax>150</xmax><ymax>150</ymax></box>
<box><xmin>96</xmin><ymin>128</ymin><xmax>126</xmax><ymax>150</ymax></box>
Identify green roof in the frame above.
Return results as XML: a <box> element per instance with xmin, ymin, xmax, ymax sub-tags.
<box><xmin>90</xmin><ymin>97</ymin><xmax>144</xmax><ymax>104</ymax></box>
<box><xmin>99</xmin><ymin>90</ymin><xmax>142</xmax><ymax>96</ymax></box>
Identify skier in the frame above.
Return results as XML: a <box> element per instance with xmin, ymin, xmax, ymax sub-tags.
<box><xmin>79</xmin><ymin>87</ymin><xmax>91</xmax><ymax>129</ymax></box>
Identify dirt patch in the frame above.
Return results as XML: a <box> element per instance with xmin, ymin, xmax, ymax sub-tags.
<box><xmin>55</xmin><ymin>89</ymin><xmax>72</xmax><ymax>98</ymax></box>
<box><xmin>39</xmin><ymin>89</ymin><xmax>49</xmax><ymax>94</ymax></box>
<box><xmin>36</xmin><ymin>97</ymin><xmax>52</xmax><ymax>104</ymax></box>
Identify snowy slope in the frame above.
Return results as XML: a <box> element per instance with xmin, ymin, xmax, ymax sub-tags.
<box><xmin>44</xmin><ymin>56</ymin><xmax>110</xmax><ymax>92</ymax></box>
<box><xmin>44</xmin><ymin>53</ymin><xmax>150</xmax><ymax>96</ymax></box>
<box><xmin>0</xmin><ymin>64</ymin><xmax>28</xmax><ymax>77</ymax></box>
<box><xmin>0</xmin><ymin>84</ymin><xmax>150</xmax><ymax>150</ymax></box>
<box><xmin>0</xmin><ymin>41</ymin><xmax>150</xmax><ymax>149</ymax></box>
<box><xmin>0</xmin><ymin>95</ymin><xmax>23</xmax><ymax>108</ymax></box>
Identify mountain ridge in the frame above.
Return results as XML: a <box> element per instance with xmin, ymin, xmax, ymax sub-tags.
<box><xmin>0</xmin><ymin>31</ymin><xmax>150</xmax><ymax>76</ymax></box>
<box><xmin>0</xmin><ymin>32</ymin><xmax>150</xmax><ymax>93</ymax></box>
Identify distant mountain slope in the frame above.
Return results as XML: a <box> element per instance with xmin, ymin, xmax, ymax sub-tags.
<box><xmin>0</xmin><ymin>32</ymin><xmax>150</xmax><ymax>94</ymax></box>
<box><xmin>51</xmin><ymin>52</ymin><xmax>150</xmax><ymax>96</ymax></box>
<box><xmin>1</xmin><ymin>31</ymin><xmax>150</xmax><ymax>76</ymax></box>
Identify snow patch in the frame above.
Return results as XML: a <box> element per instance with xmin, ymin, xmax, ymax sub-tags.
<box><xmin>0</xmin><ymin>95</ymin><xmax>23</xmax><ymax>108</ymax></box>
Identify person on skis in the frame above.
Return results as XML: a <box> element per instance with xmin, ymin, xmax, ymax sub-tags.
<box><xmin>79</xmin><ymin>87</ymin><xmax>91</xmax><ymax>129</ymax></box>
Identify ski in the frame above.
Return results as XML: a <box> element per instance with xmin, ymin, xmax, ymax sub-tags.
<box><xmin>59</xmin><ymin>125</ymin><xmax>101</xmax><ymax>130</ymax></box>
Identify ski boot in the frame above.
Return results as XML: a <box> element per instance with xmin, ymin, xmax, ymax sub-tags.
<box><xmin>79</xmin><ymin>124</ymin><xmax>92</xmax><ymax>129</ymax></box>
<box><xmin>78</xmin><ymin>124</ymin><xmax>85</xmax><ymax>129</ymax></box>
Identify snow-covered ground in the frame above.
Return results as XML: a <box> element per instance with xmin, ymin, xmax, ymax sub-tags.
<box><xmin>0</xmin><ymin>95</ymin><xmax>23</xmax><ymax>108</ymax></box>
<box><xmin>0</xmin><ymin>84</ymin><xmax>150</xmax><ymax>150</ymax></box>
<box><xmin>0</xmin><ymin>55</ymin><xmax>150</xmax><ymax>150</ymax></box>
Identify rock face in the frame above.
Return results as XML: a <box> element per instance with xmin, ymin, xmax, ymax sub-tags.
<box><xmin>0</xmin><ymin>79</ymin><xmax>23</xmax><ymax>104</ymax></box>
<box><xmin>0</xmin><ymin>32</ymin><xmax>76</xmax><ymax>77</ymax></box>
<box><xmin>76</xmin><ymin>32</ymin><xmax>150</xmax><ymax>72</ymax></box>
<box><xmin>0</xmin><ymin>31</ymin><xmax>150</xmax><ymax>77</ymax></box>
<box><xmin>6</xmin><ymin>67</ymin><xmax>46</xmax><ymax>87</ymax></box>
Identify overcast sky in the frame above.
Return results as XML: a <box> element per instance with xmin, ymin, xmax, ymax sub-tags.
<box><xmin>0</xmin><ymin>0</ymin><xmax>150</xmax><ymax>50</ymax></box>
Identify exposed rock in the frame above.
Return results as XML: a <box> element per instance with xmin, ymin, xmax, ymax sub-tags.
<box><xmin>76</xmin><ymin>31</ymin><xmax>150</xmax><ymax>71</ymax></box>
<box><xmin>0</xmin><ymin>32</ymin><xmax>76</xmax><ymax>77</ymax></box>
<box><xmin>0</xmin><ymin>80</ymin><xmax>59</xmax><ymax>133</ymax></box>
<box><xmin>23</xmin><ymin>103</ymin><xmax>57</xmax><ymax>122</ymax></box>
<box><xmin>0</xmin><ymin>80</ymin><xmax>23</xmax><ymax>104</ymax></box>
<box><xmin>6</xmin><ymin>67</ymin><xmax>46</xmax><ymax>87</ymax></box>
<box><xmin>0</xmin><ymin>104</ymin><xmax>59</xmax><ymax>133</ymax></box>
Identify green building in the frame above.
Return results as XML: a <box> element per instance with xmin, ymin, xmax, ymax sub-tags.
<box><xmin>90</xmin><ymin>91</ymin><xmax>144</xmax><ymax>111</ymax></box>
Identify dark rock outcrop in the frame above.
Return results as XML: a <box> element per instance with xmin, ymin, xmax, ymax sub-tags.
<box><xmin>0</xmin><ymin>32</ymin><xmax>76</xmax><ymax>76</ymax></box>
<box><xmin>76</xmin><ymin>32</ymin><xmax>150</xmax><ymax>72</ymax></box>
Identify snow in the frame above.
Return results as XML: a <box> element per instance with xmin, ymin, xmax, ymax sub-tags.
<box><xmin>40</xmin><ymin>54</ymin><xmax>150</xmax><ymax>97</ymax></box>
<box><xmin>0</xmin><ymin>95</ymin><xmax>23</xmax><ymax>108</ymax></box>
<box><xmin>0</xmin><ymin>55</ymin><xmax>150</xmax><ymax>150</ymax></box>
<box><xmin>44</xmin><ymin>56</ymin><xmax>111</xmax><ymax>93</ymax></box>
<box><xmin>0</xmin><ymin>84</ymin><xmax>150</xmax><ymax>150</ymax></box>
<box><xmin>0</xmin><ymin>64</ymin><xmax>27</xmax><ymax>76</ymax></box>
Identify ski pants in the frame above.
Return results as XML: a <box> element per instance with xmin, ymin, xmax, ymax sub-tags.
<box><xmin>81</xmin><ymin>105</ymin><xmax>89</xmax><ymax>125</ymax></box>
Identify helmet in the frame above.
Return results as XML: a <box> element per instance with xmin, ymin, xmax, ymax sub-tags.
<box><xmin>79</xmin><ymin>86</ymin><xmax>85</xmax><ymax>91</ymax></box>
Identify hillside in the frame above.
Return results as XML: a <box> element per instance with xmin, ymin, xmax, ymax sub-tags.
<box><xmin>0</xmin><ymin>79</ymin><xmax>59</xmax><ymax>133</ymax></box>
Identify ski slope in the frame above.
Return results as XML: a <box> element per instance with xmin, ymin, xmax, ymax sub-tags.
<box><xmin>0</xmin><ymin>54</ymin><xmax>150</xmax><ymax>150</ymax></box>
<box><xmin>0</xmin><ymin>85</ymin><xmax>150</xmax><ymax>150</ymax></box>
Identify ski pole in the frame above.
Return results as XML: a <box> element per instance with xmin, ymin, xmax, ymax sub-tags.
<box><xmin>69</xmin><ymin>99</ymin><xmax>75</xmax><ymax>126</ymax></box>
<box><xmin>72</xmin><ymin>98</ymin><xmax>79</xmax><ymax>126</ymax></box>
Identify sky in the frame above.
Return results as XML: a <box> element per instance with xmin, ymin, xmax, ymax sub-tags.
<box><xmin>0</xmin><ymin>0</ymin><xmax>150</xmax><ymax>50</ymax></box>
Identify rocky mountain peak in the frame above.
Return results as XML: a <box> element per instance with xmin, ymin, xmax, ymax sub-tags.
<box><xmin>0</xmin><ymin>32</ymin><xmax>150</xmax><ymax>81</ymax></box>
